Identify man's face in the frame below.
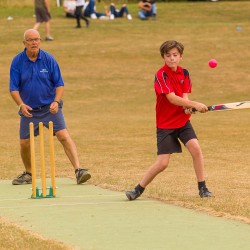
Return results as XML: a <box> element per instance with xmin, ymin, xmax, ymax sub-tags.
<box><xmin>163</xmin><ymin>47</ymin><xmax>182</xmax><ymax>71</ymax></box>
<box><xmin>23</xmin><ymin>31</ymin><xmax>41</xmax><ymax>54</ymax></box>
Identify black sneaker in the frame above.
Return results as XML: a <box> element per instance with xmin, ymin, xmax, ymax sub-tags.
<box><xmin>125</xmin><ymin>189</ymin><xmax>141</xmax><ymax>201</ymax></box>
<box><xmin>199</xmin><ymin>186</ymin><xmax>213</xmax><ymax>198</ymax></box>
<box><xmin>12</xmin><ymin>172</ymin><xmax>32</xmax><ymax>185</ymax></box>
<box><xmin>76</xmin><ymin>25</ymin><xmax>81</xmax><ymax>28</ymax></box>
<box><xmin>76</xmin><ymin>168</ymin><xmax>91</xmax><ymax>184</ymax></box>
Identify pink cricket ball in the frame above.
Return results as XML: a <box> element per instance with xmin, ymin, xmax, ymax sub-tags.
<box><xmin>208</xmin><ymin>59</ymin><xmax>217</xmax><ymax>68</ymax></box>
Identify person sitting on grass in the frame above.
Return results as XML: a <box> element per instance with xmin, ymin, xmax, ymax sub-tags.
<box><xmin>83</xmin><ymin>0</ymin><xmax>108</xmax><ymax>19</ymax></box>
<box><xmin>125</xmin><ymin>40</ymin><xmax>213</xmax><ymax>201</ymax></box>
<box><xmin>138</xmin><ymin>0</ymin><xmax>157</xmax><ymax>20</ymax></box>
<box><xmin>109</xmin><ymin>3</ymin><xmax>132</xmax><ymax>20</ymax></box>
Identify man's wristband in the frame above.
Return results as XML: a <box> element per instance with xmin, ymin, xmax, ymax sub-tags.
<box><xmin>18</xmin><ymin>103</ymin><xmax>24</xmax><ymax>110</ymax></box>
<box><xmin>53</xmin><ymin>100</ymin><xmax>60</xmax><ymax>105</ymax></box>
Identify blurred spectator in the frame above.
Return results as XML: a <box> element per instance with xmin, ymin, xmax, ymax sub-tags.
<box><xmin>138</xmin><ymin>0</ymin><xmax>157</xmax><ymax>21</ymax></box>
<box><xmin>109</xmin><ymin>3</ymin><xmax>132</xmax><ymax>20</ymax></box>
<box><xmin>63</xmin><ymin>0</ymin><xmax>133</xmax><ymax>21</ymax></box>
<box><xmin>33</xmin><ymin>0</ymin><xmax>54</xmax><ymax>41</ymax></box>
<box><xmin>83</xmin><ymin>0</ymin><xmax>107</xmax><ymax>19</ymax></box>
<box><xmin>75</xmin><ymin>0</ymin><xmax>90</xmax><ymax>28</ymax></box>
<box><xmin>63</xmin><ymin>0</ymin><xmax>76</xmax><ymax>18</ymax></box>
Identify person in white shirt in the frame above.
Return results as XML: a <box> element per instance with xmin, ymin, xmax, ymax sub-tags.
<box><xmin>75</xmin><ymin>0</ymin><xmax>90</xmax><ymax>27</ymax></box>
<box><xmin>63</xmin><ymin>0</ymin><xmax>76</xmax><ymax>18</ymax></box>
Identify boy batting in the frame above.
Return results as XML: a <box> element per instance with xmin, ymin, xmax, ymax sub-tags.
<box><xmin>126</xmin><ymin>40</ymin><xmax>212</xmax><ymax>200</ymax></box>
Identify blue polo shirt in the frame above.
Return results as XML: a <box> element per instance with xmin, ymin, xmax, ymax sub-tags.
<box><xmin>9</xmin><ymin>49</ymin><xmax>64</xmax><ymax>108</ymax></box>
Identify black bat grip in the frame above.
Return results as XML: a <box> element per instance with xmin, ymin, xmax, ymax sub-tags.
<box><xmin>191</xmin><ymin>106</ymin><xmax>211</xmax><ymax>112</ymax></box>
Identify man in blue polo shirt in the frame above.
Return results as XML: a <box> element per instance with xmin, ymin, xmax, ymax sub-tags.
<box><xmin>9</xmin><ymin>29</ymin><xmax>91</xmax><ymax>185</ymax></box>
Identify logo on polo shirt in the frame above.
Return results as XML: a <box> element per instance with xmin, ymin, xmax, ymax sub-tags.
<box><xmin>40</xmin><ymin>69</ymin><xmax>48</xmax><ymax>73</ymax></box>
<box><xmin>180</xmin><ymin>79</ymin><xmax>184</xmax><ymax>84</ymax></box>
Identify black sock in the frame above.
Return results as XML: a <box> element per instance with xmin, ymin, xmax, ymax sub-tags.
<box><xmin>198</xmin><ymin>181</ymin><xmax>206</xmax><ymax>190</ymax></box>
<box><xmin>135</xmin><ymin>184</ymin><xmax>145</xmax><ymax>194</ymax></box>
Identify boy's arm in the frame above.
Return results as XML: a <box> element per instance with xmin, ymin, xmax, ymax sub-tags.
<box><xmin>182</xmin><ymin>93</ymin><xmax>194</xmax><ymax>114</ymax></box>
<box><xmin>166</xmin><ymin>92</ymin><xmax>208</xmax><ymax>113</ymax></box>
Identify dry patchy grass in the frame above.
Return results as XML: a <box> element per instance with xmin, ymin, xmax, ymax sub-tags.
<box><xmin>0</xmin><ymin>217</ymin><xmax>72</xmax><ymax>250</ymax></box>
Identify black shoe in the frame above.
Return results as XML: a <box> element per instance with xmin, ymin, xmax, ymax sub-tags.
<box><xmin>76</xmin><ymin>25</ymin><xmax>81</xmax><ymax>28</ymax></box>
<box><xmin>125</xmin><ymin>189</ymin><xmax>141</xmax><ymax>201</ymax></box>
<box><xmin>76</xmin><ymin>168</ymin><xmax>91</xmax><ymax>184</ymax></box>
<box><xmin>199</xmin><ymin>186</ymin><xmax>213</xmax><ymax>198</ymax></box>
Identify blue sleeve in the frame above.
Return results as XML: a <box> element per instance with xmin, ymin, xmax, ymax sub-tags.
<box><xmin>52</xmin><ymin>61</ymin><xmax>64</xmax><ymax>88</ymax></box>
<box><xmin>9</xmin><ymin>56</ymin><xmax>21</xmax><ymax>92</ymax></box>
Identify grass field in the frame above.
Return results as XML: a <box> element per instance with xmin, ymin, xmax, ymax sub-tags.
<box><xmin>0</xmin><ymin>1</ymin><xmax>250</xmax><ymax>249</ymax></box>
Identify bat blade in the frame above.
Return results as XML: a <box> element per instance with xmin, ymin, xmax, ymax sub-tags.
<box><xmin>208</xmin><ymin>101</ymin><xmax>250</xmax><ymax>111</ymax></box>
<box><xmin>192</xmin><ymin>101</ymin><xmax>250</xmax><ymax>112</ymax></box>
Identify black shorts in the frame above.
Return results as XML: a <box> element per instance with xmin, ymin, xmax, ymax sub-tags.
<box><xmin>157</xmin><ymin>121</ymin><xmax>197</xmax><ymax>155</ymax></box>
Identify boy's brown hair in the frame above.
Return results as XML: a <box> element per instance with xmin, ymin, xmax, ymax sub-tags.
<box><xmin>160</xmin><ymin>40</ymin><xmax>184</xmax><ymax>58</ymax></box>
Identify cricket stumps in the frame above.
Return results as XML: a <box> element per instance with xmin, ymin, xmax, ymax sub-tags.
<box><xmin>30</xmin><ymin>121</ymin><xmax>56</xmax><ymax>199</ymax></box>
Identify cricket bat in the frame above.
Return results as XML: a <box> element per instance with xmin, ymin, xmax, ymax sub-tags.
<box><xmin>192</xmin><ymin>101</ymin><xmax>250</xmax><ymax>112</ymax></box>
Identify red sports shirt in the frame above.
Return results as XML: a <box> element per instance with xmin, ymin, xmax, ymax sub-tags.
<box><xmin>154</xmin><ymin>64</ymin><xmax>192</xmax><ymax>129</ymax></box>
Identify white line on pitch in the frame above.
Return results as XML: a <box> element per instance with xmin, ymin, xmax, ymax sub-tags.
<box><xmin>0</xmin><ymin>194</ymin><xmax>123</xmax><ymax>202</ymax></box>
<box><xmin>0</xmin><ymin>200</ymin><xmax>154</xmax><ymax>209</ymax></box>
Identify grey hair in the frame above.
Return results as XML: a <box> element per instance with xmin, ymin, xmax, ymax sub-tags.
<box><xmin>23</xmin><ymin>29</ymin><xmax>40</xmax><ymax>40</ymax></box>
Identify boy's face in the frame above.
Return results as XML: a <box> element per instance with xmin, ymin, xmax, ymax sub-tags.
<box><xmin>163</xmin><ymin>48</ymin><xmax>182</xmax><ymax>71</ymax></box>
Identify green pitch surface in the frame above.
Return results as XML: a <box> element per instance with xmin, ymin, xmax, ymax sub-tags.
<box><xmin>0</xmin><ymin>178</ymin><xmax>249</xmax><ymax>250</ymax></box>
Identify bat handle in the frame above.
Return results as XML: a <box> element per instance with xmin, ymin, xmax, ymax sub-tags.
<box><xmin>191</xmin><ymin>106</ymin><xmax>211</xmax><ymax>112</ymax></box>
